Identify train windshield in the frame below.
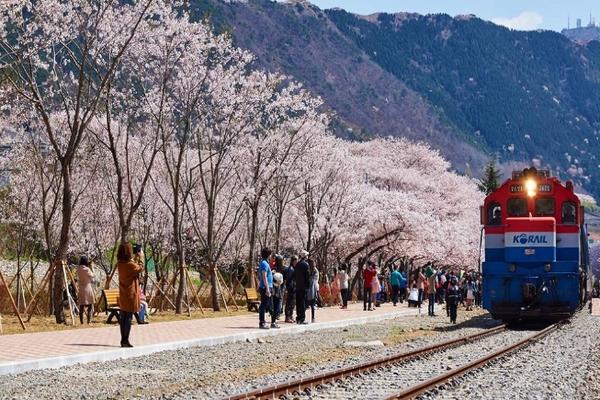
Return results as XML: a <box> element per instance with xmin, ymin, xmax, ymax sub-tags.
<box><xmin>507</xmin><ymin>198</ymin><xmax>528</xmax><ymax>217</ymax></box>
<box><xmin>562</xmin><ymin>202</ymin><xmax>577</xmax><ymax>224</ymax></box>
<box><xmin>487</xmin><ymin>203</ymin><xmax>502</xmax><ymax>225</ymax></box>
<box><xmin>535</xmin><ymin>198</ymin><xmax>555</xmax><ymax>216</ymax></box>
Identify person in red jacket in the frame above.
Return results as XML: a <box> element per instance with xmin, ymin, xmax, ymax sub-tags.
<box><xmin>362</xmin><ymin>261</ymin><xmax>377</xmax><ymax>311</ymax></box>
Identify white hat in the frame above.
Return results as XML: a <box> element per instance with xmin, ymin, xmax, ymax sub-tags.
<box><xmin>300</xmin><ymin>250</ymin><xmax>309</xmax><ymax>258</ymax></box>
<box><xmin>273</xmin><ymin>272</ymin><xmax>284</xmax><ymax>287</ymax></box>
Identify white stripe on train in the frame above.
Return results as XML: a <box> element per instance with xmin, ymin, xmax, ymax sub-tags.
<box><xmin>484</xmin><ymin>233</ymin><xmax>579</xmax><ymax>249</ymax></box>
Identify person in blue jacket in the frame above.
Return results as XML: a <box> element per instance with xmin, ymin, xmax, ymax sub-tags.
<box><xmin>398</xmin><ymin>269</ymin><xmax>408</xmax><ymax>303</ymax></box>
<box><xmin>258</xmin><ymin>247</ymin><xmax>274</xmax><ymax>329</ymax></box>
<box><xmin>390</xmin><ymin>267</ymin><xmax>401</xmax><ymax>306</ymax></box>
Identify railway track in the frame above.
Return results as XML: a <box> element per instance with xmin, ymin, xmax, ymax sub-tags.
<box><xmin>386</xmin><ymin>322</ymin><xmax>560</xmax><ymax>400</ymax></box>
<box><xmin>224</xmin><ymin>321</ymin><xmax>560</xmax><ymax>400</ymax></box>
<box><xmin>224</xmin><ymin>324</ymin><xmax>507</xmax><ymax>400</ymax></box>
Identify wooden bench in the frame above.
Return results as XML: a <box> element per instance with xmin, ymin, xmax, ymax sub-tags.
<box><xmin>101</xmin><ymin>289</ymin><xmax>120</xmax><ymax>324</ymax></box>
<box><xmin>244</xmin><ymin>288</ymin><xmax>260</xmax><ymax>312</ymax></box>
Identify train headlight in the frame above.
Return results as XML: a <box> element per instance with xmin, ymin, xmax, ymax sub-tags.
<box><xmin>526</xmin><ymin>179</ymin><xmax>537</xmax><ymax>197</ymax></box>
<box><xmin>544</xmin><ymin>263</ymin><xmax>552</xmax><ymax>272</ymax></box>
<box><xmin>508</xmin><ymin>264</ymin><xmax>516</xmax><ymax>272</ymax></box>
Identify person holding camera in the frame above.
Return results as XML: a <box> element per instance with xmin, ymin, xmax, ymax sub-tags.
<box><xmin>117</xmin><ymin>243</ymin><xmax>143</xmax><ymax>347</ymax></box>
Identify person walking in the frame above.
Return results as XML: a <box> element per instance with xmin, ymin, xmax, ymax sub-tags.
<box><xmin>417</xmin><ymin>268</ymin><xmax>426</xmax><ymax>308</ymax></box>
<box><xmin>447</xmin><ymin>276</ymin><xmax>460</xmax><ymax>324</ymax></box>
<box><xmin>258</xmin><ymin>247</ymin><xmax>274</xmax><ymax>329</ymax></box>
<box><xmin>337</xmin><ymin>265</ymin><xmax>349</xmax><ymax>309</ymax></box>
<box><xmin>398</xmin><ymin>269</ymin><xmax>408</xmax><ymax>303</ymax></box>
<box><xmin>475</xmin><ymin>276</ymin><xmax>482</xmax><ymax>307</ymax></box>
<box><xmin>372</xmin><ymin>271</ymin><xmax>382</xmax><ymax>307</ymax></box>
<box><xmin>271</xmin><ymin>255</ymin><xmax>285</xmax><ymax>324</ymax></box>
<box><xmin>426</xmin><ymin>265</ymin><xmax>437</xmax><ymax>317</ymax></box>
<box><xmin>465</xmin><ymin>277</ymin><xmax>475</xmax><ymax>311</ymax></box>
<box><xmin>284</xmin><ymin>255</ymin><xmax>297</xmax><ymax>323</ymax></box>
<box><xmin>117</xmin><ymin>243</ymin><xmax>143</xmax><ymax>347</ymax></box>
<box><xmin>76</xmin><ymin>256</ymin><xmax>95</xmax><ymax>325</ymax></box>
<box><xmin>437</xmin><ymin>271</ymin><xmax>447</xmax><ymax>304</ymax></box>
<box><xmin>294</xmin><ymin>250</ymin><xmax>310</xmax><ymax>324</ymax></box>
<box><xmin>390</xmin><ymin>267</ymin><xmax>401</xmax><ymax>306</ymax></box>
<box><xmin>306</xmin><ymin>259</ymin><xmax>320</xmax><ymax>323</ymax></box>
<box><xmin>362</xmin><ymin>261</ymin><xmax>376</xmax><ymax>311</ymax></box>
<box><xmin>445</xmin><ymin>271</ymin><xmax>456</xmax><ymax>316</ymax></box>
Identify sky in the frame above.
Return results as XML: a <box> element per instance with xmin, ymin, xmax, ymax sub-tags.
<box><xmin>307</xmin><ymin>1</ymin><xmax>600</xmax><ymax>32</ymax></box>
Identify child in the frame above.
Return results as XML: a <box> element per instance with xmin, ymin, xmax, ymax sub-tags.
<box><xmin>408</xmin><ymin>283</ymin><xmax>419</xmax><ymax>308</ymax></box>
<box><xmin>137</xmin><ymin>282</ymin><xmax>149</xmax><ymax>324</ymax></box>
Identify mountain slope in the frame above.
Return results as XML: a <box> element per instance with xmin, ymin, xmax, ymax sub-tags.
<box><xmin>191</xmin><ymin>0</ymin><xmax>600</xmax><ymax>198</ymax></box>
<box><xmin>189</xmin><ymin>0</ymin><xmax>488</xmax><ymax>171</ymax></box>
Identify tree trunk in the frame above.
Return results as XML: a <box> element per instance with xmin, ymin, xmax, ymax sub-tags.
<box><xmin>53</xmin><ymin>164</ymin><xmax>73</xmax><ymax>324</ymax></box>
<box><xmin>210</xmin><ymin>265</ymin><xmax>221</xmax><ymax>311</ymax></box>
<box><xmin>175</xmin><ymin>262</ymin><xmax>186</xmax><ymax>314</ymax></box>
<box><xmin>246</xmin><ymin>204</ymin><xmax>259</xmax><ymax>288</ymax></box>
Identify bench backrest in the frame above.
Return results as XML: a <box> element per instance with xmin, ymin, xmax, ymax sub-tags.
<box><xmin>245</xmin><ymin>288</ymin><xmax>259</xmax><ymax>301</ymax></box>
<box><xmin>103</xmin><ymin>289</ymin><xmax>119</xmax><ymax>307</ymax></box>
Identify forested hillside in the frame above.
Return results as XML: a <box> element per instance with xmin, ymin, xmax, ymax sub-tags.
<box><xmin>190</xmin><ymin>0</ymin><xmax>600</xmax><ymax>198</ymax></box>
<box><xmin>327</xmin><ymin>10</ymin><xmax>600</xmax><ymax>196</ymax></box>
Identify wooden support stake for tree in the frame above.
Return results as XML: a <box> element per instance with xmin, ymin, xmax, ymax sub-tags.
<box><xmin>61</xmin><ymin>261</ymin><xmax>76</xmax><ymax>326</ymax></box>
<box><xmin>145</xmin><ymin>280</ymin><xmax>157</xmax><ymax>311</ymax></box>
<box><xmin>217</xmin><ymin>270</ymin><xmax>239</xmax><ymax>311</ymax></box>
<box><xmin>0</xmin><ymin>269</ymin><xmax>26</xmax><ymax>330</ymax></box>
<box><xmin>184</xmin><ymin>270</ymin><xmax>191</xmax><ymax>318</ymax></box>
<box><xmin>23</xmin><ymin>278</ymin><xmax>42</xmax><ymax>316</ymax></box>
<box><xmin>198</xmin><ymin>280</ymin><xmax>210</xmax><ymax>302</ymax></box>
<box><xmin>185</xmin><ymin>269</ymin><xmax>204</xmax><ymax>314</ymax></box>
<box><xmin>190</xmin><ymin>280</ymin><xmax>208</xmax><ymax>312</ymax></box>
<box><xmin>215</xmin><ymin>271</ymin><xmax>229</xmax><ymax>313</ymax></box>
<box><xmin>147</xmin><ymin>274</ymin><xmax>177</xmax><ymax>310</ymax></box>
<box><xmin>7</xmin><ymin>273</ymin><xmax>17</xmax><ymax>290</ymax></box>
<box><xmin>231</xmin><ymin>277</ymin><xmax>245</xmax><ymax>304</ymax></box>
<box><xmin>26</xmin><ymin>262</ymin><xmax>55</xmax><ymax>322</ymax></box>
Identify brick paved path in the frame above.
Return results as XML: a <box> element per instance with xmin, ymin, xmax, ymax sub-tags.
<box><xmin>0</xmin><ymin>302</ymin><xmax>418</xmax><ymax>374</ymax></box>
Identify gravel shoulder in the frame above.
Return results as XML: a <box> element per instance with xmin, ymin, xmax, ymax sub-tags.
<box><xmin>0</xmin><ymin>306</ymin><xmax>492</xmax><ymax>400</ymax></box>
<box><xmin>3</xmin><ymin>307</ymin><xmax>597</xmax><ymax>400</ymax></box>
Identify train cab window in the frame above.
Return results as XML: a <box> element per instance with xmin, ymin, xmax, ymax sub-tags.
<box><xmin>562</xmin><ymin>202</ymin><xmax>577</xmax><ymax>224</ymax></box>
<box><xmin>487</xmin><ymin>203</ymin><xmax>502</xmax><ymax>225</ymax></box>
<box><xmin>535</xmin><ymin>198</ymin><xmax>555</xmax><ymax>216</ymax></box>
<box><xmin>507</xmin><ymin>198</ymin><xmax>528</xmax><ymax>217</ymax></box>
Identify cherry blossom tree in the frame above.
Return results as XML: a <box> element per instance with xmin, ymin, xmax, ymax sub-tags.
<box><xmin>236</xmin><ymin>80</ymin><xmax>329</xmax><ymax>286</ymax></box>
<box><xmin>0</xmin><ymin>0</ymin><xmax>171</xmax><ymax>323</ymax></box>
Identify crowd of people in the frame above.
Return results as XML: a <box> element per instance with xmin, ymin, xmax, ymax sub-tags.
<box><xmin>257</xmin><ymin>248</ymin><xmax>321</xmax><ymax>329</ymax></box>
<box><xmin>69</xmin><ymin>245</ymin><xmax>484</xmax><ymax>345</ymax></box>
<box><xmin>256</xmin><ymin>247</ymin><xmax>483</xmax><ymax>328</ymax></box>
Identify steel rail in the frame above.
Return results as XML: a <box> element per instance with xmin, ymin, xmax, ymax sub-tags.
<box><xmin>223</xmin><ymin>324</ymin><xmax>506</xmax><ymax>400</ymax></box>
<box><xmin>386</xmin><ymin>322</ymin><xmax>560</xmax><ymax>400</ymax></box>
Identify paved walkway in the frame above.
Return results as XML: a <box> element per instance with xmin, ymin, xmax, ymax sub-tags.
<box><xmin>0</xmin><ymin>302</ymin><xmax>418</xmax><ymax>375</ymax></box>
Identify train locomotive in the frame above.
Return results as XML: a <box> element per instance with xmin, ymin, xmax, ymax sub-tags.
<box><xmin>481</xmin><ymin>167</ymin><xmax>591</xmax><ymax>322</ymax></box>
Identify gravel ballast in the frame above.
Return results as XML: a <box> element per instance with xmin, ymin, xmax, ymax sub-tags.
<box><xmin>0</xmin><ymin>308</ymin><xmax>493</xmax><ymax>400</ymax></box>
<box><xmin>1</xmin><ymin>307</ymin><xmax>598</xmax><ymax>400</ymax></box>
<box><xmin>307</xmin><ymin>327</ymin><xmax>536</xmax><ymax>399</ymax></box>
<box><xmin>431</xmin><ymin>310</ymin><xmax>600</xmax><ymax>400</ymax></box>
